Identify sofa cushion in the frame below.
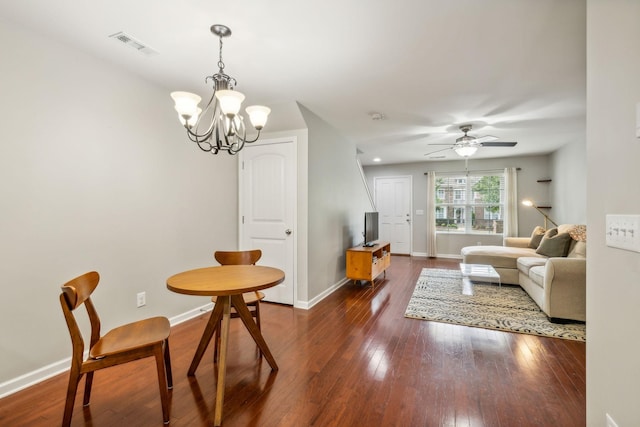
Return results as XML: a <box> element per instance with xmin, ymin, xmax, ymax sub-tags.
<box><xmin>528</xmin><ymin>265</ymin><xmax>546</xmax><ymax>288</ymax></box>
<box><xmin>461</xmin><ymin>245</ymin><xmax>543</xmax><ymax>270</ymax></box>
<box><xmin>528</xmin><ymin>226</ymin><xmax>546</xmax><ymax>249</ymax></box>
<box><xmin>536</xmin><ymin>229</ymin><xmax>572</xmax><ymax>257</ymax></box>
<box><xmin>517</xmin><ymin>257</ymin><xmax>547</xmax><ymax>276</ymax></box>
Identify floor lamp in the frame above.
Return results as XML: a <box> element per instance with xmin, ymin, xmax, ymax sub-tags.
<box><xmin>522</xmin><ymin>199</ymin><xmax>558</xmax><ymax>229</ymax></box>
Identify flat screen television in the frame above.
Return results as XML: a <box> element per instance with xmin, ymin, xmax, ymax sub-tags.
<box><xmin>363</xmin><ymin>211</ymin><xmax>379</xmax><ymax>247</ymax></box>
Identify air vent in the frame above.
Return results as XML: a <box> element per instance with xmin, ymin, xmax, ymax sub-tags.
<box><xmin>108</xmin><ymin>31</ymin><xmax>158</xmax><ymax>56</ymax></box>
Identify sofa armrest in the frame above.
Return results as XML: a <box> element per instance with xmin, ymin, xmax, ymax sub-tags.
<box><xmin>503</xmin><ymin>237</ymin><xmax>530</xmax><ymax>248</ymax></box>
<box><xmin>543</xmin><ymin>257</ymin><xmax>586</xmax><ymax>321</ymax></box>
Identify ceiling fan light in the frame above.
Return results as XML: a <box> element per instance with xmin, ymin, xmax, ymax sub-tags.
<box><xmin>216</xmin><ymin>90</ymin><xmax>245</xmax><ymax>116</ymax></box>
<box><xmin>454</xmin><ymin>145</ymin><xmax>478</xmax><ymax>157</ymax></box>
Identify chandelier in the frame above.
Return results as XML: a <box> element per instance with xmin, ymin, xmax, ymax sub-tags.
<box><xmin>170</xmin><ymin>25</ymin><xmax>270</xmax><ymax>155</ymax></box>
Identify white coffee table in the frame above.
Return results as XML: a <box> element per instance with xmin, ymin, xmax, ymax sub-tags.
<box><xmin>459</xmin><ymin>263</ymin><xmax>501</xmax><ymax>291</ymax></box>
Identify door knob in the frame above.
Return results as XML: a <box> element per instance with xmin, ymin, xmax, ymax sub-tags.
<box><xmin>285</xmin><ymin>229</ymin><xmax>292</xmax><ymax>235</ymax></box>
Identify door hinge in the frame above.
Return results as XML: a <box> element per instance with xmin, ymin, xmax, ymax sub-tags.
<box><xmin>242</xmin><ymin>216</ymin><xmax>244</xmax><ymax>224</ymax></box>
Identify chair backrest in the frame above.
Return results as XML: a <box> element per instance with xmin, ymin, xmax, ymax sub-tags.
<box><xmin>59</xmin><ymin>271</ymin><xmax>102</xmax><ymax>366</ymax></box>
<box><xmin>214</xmin><ymin>249</ymin><xmax>262</xmax><ymax>266</ymax></box>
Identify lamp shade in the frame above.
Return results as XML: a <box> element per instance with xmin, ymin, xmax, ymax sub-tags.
<box><xmin>246</xmin><ymin>105</ymin><xmax>271</xmax><ymax>130</ymax></box>
<box><xmin>171</xmin><ymin>91</ymin><xmax>201</xmax><ymax>119</ymax></box>
<box><xmin>215</xmin><ymin>90</ymin><xmax>245</xmax><ymax>116</ymax></box>
<box><xmin>454</xmin><ymin>145</ymin><xmax>478</xmax><ymax>157</ymax></box>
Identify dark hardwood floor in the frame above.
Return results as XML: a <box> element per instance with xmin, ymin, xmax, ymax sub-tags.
<box><xmin>0</xmin><ymin>257</ymin><xmax>585</xmax><ymax>426</ymax></box>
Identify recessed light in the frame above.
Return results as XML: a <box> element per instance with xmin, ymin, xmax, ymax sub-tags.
<box><xmin>373</xmin><ymin>157</ymin><xmax>381</xmax><ymax>162</ymax></box>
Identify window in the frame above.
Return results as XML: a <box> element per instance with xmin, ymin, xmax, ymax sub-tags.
<box><xmin>434</xmin><ymin>172</ymin><xmax>505</xmax><ymax>234</ymax></box>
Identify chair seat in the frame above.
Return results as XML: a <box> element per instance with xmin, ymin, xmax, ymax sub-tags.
<box><xmin>211</xmin><ymin>291</ymin><xmax>265</xmax><ymax>306</ymax></box>
<box><xmin>90</xmin><ymin>316</ymin><xmax>170</xmax><ymax>359</ymax></box>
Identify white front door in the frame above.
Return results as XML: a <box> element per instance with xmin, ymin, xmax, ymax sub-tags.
<box><xmin>239</xmin><ymin>138</ymin><xmax>296</xmax><ymax>305</ymax></box>
<box><xmin>374</xmin><ymin>176</ymin><xmax>412</xmax><ymax>255</ymax></box>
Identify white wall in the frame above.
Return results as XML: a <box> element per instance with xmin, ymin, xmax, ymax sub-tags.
<box><xmin>0</xmin><ymin>19</ymin><xmax>238</xmax><ymax>387</ymax></box>
<box><xmin>550</xmin><ymin>137</ymin><xmax>587</xmax><ymax>224</ymax></box>
<box><xmin>298</xmin><ymin>105</ymin><xmax>373</xmax><ymax>301</ymax></box>
<box><xmin>586</xmin><ymin>1</ymin><xmax>640</xmax><ymax>425</ymax></box>
<box><xmin>364</xmin><ymin>155</ymin><xmax>553</xmax><ymax>256</ymax></box>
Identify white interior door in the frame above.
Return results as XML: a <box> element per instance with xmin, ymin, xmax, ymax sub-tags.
<box><xmin>239</xmin><ymin>138</ymin><xmax>296</xmax><ymax>305</ymax></box>
<box><xmin>374</xmin><ymin>176</ymin><xmax>412</xmax><ymax>255</ymax></box>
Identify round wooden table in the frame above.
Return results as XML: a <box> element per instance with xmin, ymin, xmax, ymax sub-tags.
<box><xmin>167</xmin><ymin>265</ymin><xmax>285</xmax><ymax>426</ymax></box>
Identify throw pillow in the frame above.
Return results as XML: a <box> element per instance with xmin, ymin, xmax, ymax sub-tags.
<box><xmin>568</xmin><ymin>224</ymin><xmax>587</xmax><ymax>242</ymax></box>
<box><xmin>528</xmin><ymin>226</ymin><xmax>547</xmax><ymax>249</ymax></box>
<box><xmin>536</xmin><ymin>230</ymin><xmax>572</xmax><ymax>257</ymax></box>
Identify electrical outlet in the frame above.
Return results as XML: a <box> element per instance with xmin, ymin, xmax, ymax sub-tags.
<box><xmin>136</xmin><ymin>292</ymin><xmax>146</xmax><ymax>308</ymax></box>
<box><xmin>606</xmin><ymin>413</ymin><xmax>619</xmax><ymax>427</ymax></box>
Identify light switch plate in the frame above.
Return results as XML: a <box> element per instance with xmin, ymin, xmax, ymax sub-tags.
<box><xmin>606</xmin><ymin>214</ymin><xmax>640</xmax><ymax>252</ymax></box>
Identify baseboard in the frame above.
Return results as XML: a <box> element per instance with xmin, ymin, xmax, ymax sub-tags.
<box><xmin>437</xmin><ymin>254</ymin><xmax>463</xmax><ymax>259</ymax></box>
<box><xmin>0</xmin><ymin>301</ymin><xmax>215</xmax><ymax>399</ymax></box>
<box><xmin>295</xmin><ymin>277</ymin><xmax>350</xmax><ymax>310</ymax></box>
<box><xmin>169</xmin><ymin>302</ymin><xmax>214</xmax><ymax>326</ymax></box>
<box><xmin>0</xmin><ymin>358</ymin><xmax>71</xmax><ymax>399</ymax></box>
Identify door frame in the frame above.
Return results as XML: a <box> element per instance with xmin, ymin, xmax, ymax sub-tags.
<box><xmin>373</xmin><ymin>175</ymin><xmax>413</xmax><ymax>255</ymax></box>
<box><xmin>238</xmin><ymin>136</ymin><xmax>298</xmax><ymax>306</ymax></box>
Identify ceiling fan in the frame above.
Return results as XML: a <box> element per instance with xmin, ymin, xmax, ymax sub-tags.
<box><xmin>424</xmin><ymin>124</ymin><xmax>517</xmax><ymax>158</ymax></box>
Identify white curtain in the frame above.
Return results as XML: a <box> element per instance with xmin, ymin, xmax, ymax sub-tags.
<box><xmin>503</xmin><ymin>167</ymin><xmax>518</xmax><ymax>237</ymax></box>
<box><xmin>426</xmin><ymin>171</ymin><xmax>437</xmax><ymax>257</ymax></box>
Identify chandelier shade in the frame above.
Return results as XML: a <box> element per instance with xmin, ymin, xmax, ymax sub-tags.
<box><xmin>171</xmin><ymin>25</ymin><xmax>270</xmax><ymax>155</ymax></box>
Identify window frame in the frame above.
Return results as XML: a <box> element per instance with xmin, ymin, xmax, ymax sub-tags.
<box><xmin>434</xmin><ymin>172</ymin><xmax>505</xmax><ymax>235</ymax></box>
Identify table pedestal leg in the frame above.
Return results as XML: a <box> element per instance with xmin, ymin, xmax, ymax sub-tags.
<box><xmin>188</xmin><ymin>297</ymin><xmax>224</xmax><ymax>376</ymax></box>
<box><xmin>214</xmin><ymin>296</ymin><xmax>231</xmax><ymax>426</ymax></box>
<box><xmin>231</xmin><ymin>294</ymin><xmax>279</xmax><ymax>371</ymax></box>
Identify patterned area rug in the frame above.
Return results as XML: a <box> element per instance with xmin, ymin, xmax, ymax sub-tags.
<box><xmin>404</xmin><ymin>268</ymin><xmax>586</xmax><ymax>341</ymax></box>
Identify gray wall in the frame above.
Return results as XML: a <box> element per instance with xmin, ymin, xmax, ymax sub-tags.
<box><xmin>0</xmin><ymin>19</ymin><xmax>238</xmax><ymax>385</ymax></box>
<box><xmin>363</xmin><ymin>155</ymin><xmax>561</xmax><ymax>256</ymax></box>
<box><xmin>299</xmin><ymin>105</ymin><xmax>373</xmax><ymax>302</ymax></box>
<box><xmin>586</xmin><ymin>1</ymin><xmax>640</xmax><ymax>425</ymax></box>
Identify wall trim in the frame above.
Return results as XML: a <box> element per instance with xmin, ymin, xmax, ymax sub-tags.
<box><xmin>437</xmin><ymin>254</ymin><xmax>463</xmax><ymax>259</ymax></box>
<box><xmin>295</xmin><ymin>277</ymin><xmax>350</xmax><ymax>309</ymax></box>
<box><xmin>0</xmin><ymin>302</ymin><xmax>215</xmax><ymax>399</ymax></box>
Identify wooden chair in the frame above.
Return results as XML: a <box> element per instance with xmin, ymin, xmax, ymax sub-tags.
<box><xmin>59</xmin><ymin>271</ymin><xmax>172</xmax><ymax>426</ymax></box>
<box><xmin>212</xmin><ymin>249</ymin><xmax>265</xmax><ymax>361</ymax></box>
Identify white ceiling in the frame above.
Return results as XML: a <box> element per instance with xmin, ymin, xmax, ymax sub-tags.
<box><xmin>0</xmin><ymin>0</ymin><xmax>586</xmax><ymax>165</ymax></box>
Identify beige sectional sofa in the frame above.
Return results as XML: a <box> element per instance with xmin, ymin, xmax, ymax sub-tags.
<box><xmin>461</xmin><ymin>224</ymin><xmax>586</xmax><ymax>322</ymax></box>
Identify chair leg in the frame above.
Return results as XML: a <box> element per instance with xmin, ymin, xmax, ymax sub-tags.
<box><xmin>62</xmin><ymin>369</ymin><xmax>82</xmax><ymax>427</ymax></box>
<box><xmin>164</xmin><ymin>339</ymin><xmax>173</xmax><ymax>389</ymax></box>
<box><xmin>82</xmin><ymin>371</ymin><xmax>94</xmax><ymax>407</ymax></box>
<box><xmin>154</xmin><ymin>345</ymin><xmax>171</xmax><ymax>424</ymax></box>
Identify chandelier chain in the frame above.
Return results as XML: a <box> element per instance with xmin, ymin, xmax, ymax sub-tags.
<box><xmin>218</xmin><ymin>36</ymin><xmax>225</xmax><ymax>71</ymax></box>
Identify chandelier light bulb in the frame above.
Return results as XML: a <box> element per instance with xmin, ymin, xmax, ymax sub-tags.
<box><xmin>246</xmin><ymin>105</ymin><xmax>271</xmax><ymax>130</ymax></box>
<box><xmin>170</xmin><ymin>91</ymin><xmax>201</xmax><ymax>120</ymax></box>
<box><xmin>215</xmin><ymin>90</ymin><xmax>245</xmax><ymax>116</ymax></box>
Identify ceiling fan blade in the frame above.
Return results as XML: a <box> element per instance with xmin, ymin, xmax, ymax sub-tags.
<box><xmin>475</xmin><ymin>135</ymin><xmax>499</xmax><ymax>143</ymax></box>
<box><xmin>480</xmin><ymin>141</ymin><xmax>517</xmax><ymax>147</ymax></box>
<box><xmin>424</xmin><ymin>147</ymin><xmax>452</xmax><ymax>156</ymax></box>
